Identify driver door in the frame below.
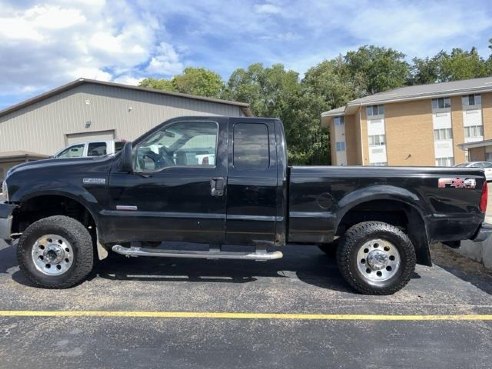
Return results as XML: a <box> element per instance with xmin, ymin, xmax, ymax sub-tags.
<box><xmin>106</xmin><ymin>117</ymin><xmax>228</xmax><ymax>244</ymax></box>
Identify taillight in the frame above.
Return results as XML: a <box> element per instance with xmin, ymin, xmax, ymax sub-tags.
<box><xmin>480</xmin><ymin>181</ymin><xmax>488</xmax><ymax>213</ymax></box>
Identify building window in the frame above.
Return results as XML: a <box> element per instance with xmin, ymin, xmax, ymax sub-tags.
<box><xmin>369</xmin><ymin>162</ymin><xmax>387</xmax><ymax>166</ymax></box>
<box><xmin>464</xmin><ymin>125</ymin><xmax>484</xmax><ymax>139</ymax></box>
<box><xmin>433</xmin><ymin>128</ymin><xmax>453</xmax><ymax>140</ymax></box>
<box><xmin>368</xmin><ymin>134</ymin><xmax>385</xmax><ymax>146</ymax></box>
<box><xmin>366</xmin><ymin>105</ymin><xmax>384</xmax><ymax>117</ymax></box>
<box><xmin>462</xmin><ymin>94</ymin><xmax>481</xmax><ymax>107</ymax></box>
<box><xmin>435</xmin><ymin>157</ymin><xmax>455</xmax><ymax>167</ymax></box>
<box><xmin>336</xmin><ymin>142</ymin><xmax>346</xmax><ymax>151</ymax></box>
<box><xmin>432</xmin><ymin>97</ymin><xmax>451</xmax><ymax>109</ymax></box>
<box><xmin>334</xmin><ymin>116</ymin><xmax>344</xmax><ymax>126</ymax></box>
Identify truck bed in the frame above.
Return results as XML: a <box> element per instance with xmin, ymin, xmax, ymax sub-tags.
<box><xmin>287</xmin><ymin>166</ymin><xmax>485</xmax><ymax>245</ymax></box>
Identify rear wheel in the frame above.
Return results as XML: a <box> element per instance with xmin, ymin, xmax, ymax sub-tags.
<box><xmin>337</xmin><ymin>221</ymin><xmax>416</xmax><ymax>295</ymax></box>
<box><xmin>17</xmin><ymin>216</ymin><xmax>94</xmax><ymax>288</ymax></box>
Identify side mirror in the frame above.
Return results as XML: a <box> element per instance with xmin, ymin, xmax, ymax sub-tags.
<box><xmin>120</xmin><ymin>141</ymin><xmax>133</xmax><ymax>173</ymax></box>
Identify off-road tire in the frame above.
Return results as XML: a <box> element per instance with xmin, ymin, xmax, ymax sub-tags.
<box><xmin>17</xmin><ymin>216</ymin><xmax>94</xmax><ymax>288</ymax></box>
<box><xmin>337</xmin><ymin>221</ymin><xmax>416</xmax><ymax>295</ymax></box>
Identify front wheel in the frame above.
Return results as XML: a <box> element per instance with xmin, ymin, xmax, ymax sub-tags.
<box><xmin>17</xmin><ymin>215</ymin><xmax>94</xmax><ymax>288</ymax></box>
<box><xmin>337</xmin><ymin>221</ymin><xmax>416</xmax><ymax>295</ymax></box>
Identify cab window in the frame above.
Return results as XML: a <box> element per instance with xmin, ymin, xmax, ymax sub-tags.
<box><xmin>134</xmin><ymin>121</ymin><xmax>218</xmax><ymax>172</ymax></box>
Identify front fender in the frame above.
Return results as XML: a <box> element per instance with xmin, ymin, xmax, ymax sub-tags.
<box><xmin>12</xmin><ymin>183</ymin><xmax>99</xmax><ymax>209</ymax></box>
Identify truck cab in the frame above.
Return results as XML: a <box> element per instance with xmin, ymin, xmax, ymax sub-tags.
<box><xmin>103</xmin><ymin>116</ymin><xmax>287</xmax><ymax>247</ymax></box>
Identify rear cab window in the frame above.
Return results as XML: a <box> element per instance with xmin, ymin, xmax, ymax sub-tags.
<box><xmin>233</xmin><ymin>123</ymin><xmax>269</xmax><ymax>170</ymax></box>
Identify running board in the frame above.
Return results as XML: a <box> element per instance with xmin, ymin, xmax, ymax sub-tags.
<box><xmin>111</xmin><ymin>245</ymin><xmax>283</xmax><ymax>261</ymax></box>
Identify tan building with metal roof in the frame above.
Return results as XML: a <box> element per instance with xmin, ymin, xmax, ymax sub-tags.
<box><xmin>0</xmin><ymin>79</ymin><xmax>251</xmax><ymax>179</ymax></box>
<box><xmin>321</xmin><ymin>77</ymin><xmax>492</xmax><ymax>167</ymax></box>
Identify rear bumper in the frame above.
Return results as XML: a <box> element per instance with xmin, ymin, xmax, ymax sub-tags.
<box><xmin>0</xmin><ymin>203</ymin><xmax>16</xmax><ymax>242</ymax></box>
<box><xmin>472</xmin><ymin>222</ymin><xmax>492</xmax><ymax>242</ymax></box>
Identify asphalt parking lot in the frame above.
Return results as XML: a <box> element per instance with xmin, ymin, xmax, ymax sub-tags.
<box><xmin>0</xmin><ymin>240</ymin><xmax>491</xmax><ymax>369</ymax></box>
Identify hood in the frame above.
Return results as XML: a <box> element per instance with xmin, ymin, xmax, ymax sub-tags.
<box><xmin>6</xmin><ymin>156</ymin><xmax>114</xmax><ymax>177</ymax></box>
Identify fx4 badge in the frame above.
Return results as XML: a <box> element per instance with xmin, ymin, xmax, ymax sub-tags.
<box><xmin>438</xmin><ymin>178</ymin><xmax>476</xmax><ymax>189</ymax></box>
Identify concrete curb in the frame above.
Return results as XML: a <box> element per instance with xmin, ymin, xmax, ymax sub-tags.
<box><xmin>455</xmin><ymin>200</ymin><xmax>492</xmax><ymax>270</ymax></box>
<box><xmin>455</xmin><ymin>220</ymin><xmax>492</xmax><ymax>270</ymax></box>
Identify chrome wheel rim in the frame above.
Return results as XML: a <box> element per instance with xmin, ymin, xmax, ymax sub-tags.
<box><xmin>31</xmin><ymin>234</ymin><xmax>74</xmax><ymax>276</ymax></box>
<box><xmin>356</xmin><ymin>239</ymin><xmax>400</xmax><ymax>282</ymax></box>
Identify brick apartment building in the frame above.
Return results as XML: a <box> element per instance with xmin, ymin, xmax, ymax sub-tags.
<box><xmin>321</xmin><ymin>77</ymin><xmax>492</xmax><ymax>166</ymax></box>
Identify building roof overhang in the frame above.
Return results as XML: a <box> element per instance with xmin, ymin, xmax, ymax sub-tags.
<box><xmin>0</xmin><ymin>151</ymin><xmax>49</xmax><ymax>163</ymax></box>
<box><xmin>321</xmin><ymin>76</ymin><xmax>492</xmax><ymax>121</ymax></box>
<box><xmin>0</xmin><ymin>78</ymin><xmax>253</xmax><ymax>119</ymax></box>
<box><xmin>458</xmin><ymin>139</ymin><xmax>492</xmax><ymax>150</ymax></box>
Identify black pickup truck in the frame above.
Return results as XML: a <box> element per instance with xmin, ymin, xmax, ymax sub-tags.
<box><xmin>1</xmin><ymin>116</ymin><xmax>491</xmax><ymax>294</ymax></box>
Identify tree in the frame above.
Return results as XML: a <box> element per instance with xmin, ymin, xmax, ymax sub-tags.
<box><xmin>343</xmin><ymin>45</ymin><xmax>410</xmax><ymax>95</ymax></box>
<box><xmin>409</xmin><ymin>56</ymin><xmax>441</xmax><ymax>84</ymax></box>
<box><xmin>172</xmin><ymin>67</ymin><xmax>225</xmax><ymax>98</ymax></box>
<box><xmin>140</xmin><ymin>78</ymin><xmax>175</xmax><ymax>91</ymax></box>
<box><xmin>440</xmin><ymin>48</ymin><xmax>488</xmax><ymax>81</ymax></box>
<box><xmin>139</xmin><ymin>67</ymin><xmax>225</xmax><ymax>98</ymax></box>
<box><xmin>302</xmin><ymin>57</ymin><xmax>356</xmax><ymax>110</ymax></box>
<box><xmin>225</xmin><ymin>63</ymin><xmax>329</xmax><ymax>164</ymax></box>
<box><xmin>138</xmin><ymin>43</ymin><xmax>491</xmax><ymax>165</ymax></box>
<box><xmin>410</xmin><ymin>48</ymin><xmax>490</xmax><ymax>84</ymax></box>
<box><xmin>225</xmin><ymin>63</ymin><xmax>300</xmax><ymax>115</ymax></box>
<box><xmin>488</xmin><ymin>38</ymin><xmax>492</xmax><ymax>74</ymax></box>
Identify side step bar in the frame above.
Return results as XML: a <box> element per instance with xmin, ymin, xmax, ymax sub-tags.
<box><xmin>111</xmin><ymin>245</ymin><xmax>283</xmax><ymax>261</ymax></box>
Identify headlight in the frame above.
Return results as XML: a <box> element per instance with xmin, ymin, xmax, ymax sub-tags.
<box><xmin>1</xmin><ymin>180</ymin><xmax>8</xmax><ymax>201</ymax></box>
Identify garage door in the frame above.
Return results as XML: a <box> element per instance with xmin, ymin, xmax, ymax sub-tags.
<box><xmin>66</xmin><ymin>130</ymin><xmax>115</xmax><ymax>145</ymax></box>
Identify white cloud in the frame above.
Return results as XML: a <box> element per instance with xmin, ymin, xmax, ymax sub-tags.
<box><xmin>254</xmin><ymin>3</ymin><xmax>282</xmax><ymax>15</ymax></box>
<box><xmin>113</xmin><ymin>75</ymin><xmax>144</xmax><ymax>85</ymax></box>
<box><xmin>0</xmin><ymin>0</ymin><xmax>183</xmax><ymax>97</ymax></box>
<box><xmin>0</xmin><ymin>5</ymin><xmax>87</xmax><ymax>41</ymax></box>
<box><xmin>1</xmin><ymin>0</ymin><xmax>491</xmax><ymax>110</ymax></box>
<box><xmin>145</xmin><ymin>42</ymin><xmax>184</xmax><ymax>76</ymax></box>
<box><xmin>71</xmin><ymin>67</ymin><xmax>112</xmax><ymax>81</ymax></box>
<box><xmin>24</xmin><ymin>5</ymin><xmax>86</xmax><ymax>30</ymax></box>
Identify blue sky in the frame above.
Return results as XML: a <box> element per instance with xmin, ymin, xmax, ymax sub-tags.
<box><xmin>0</xmin><ymin>0</ymin><xmax>491</xmax><ymax>110</ymax></box>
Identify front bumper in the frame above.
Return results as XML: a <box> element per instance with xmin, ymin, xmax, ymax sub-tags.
<box><xmin>472</xmin><ymin>222</ymin><xmax>492</xmax><ymax>242</ymax></box>
<box><xmin>0</xmin><ymin>203</ymin><xmax>17</xmax><ymax>242</ymax></box>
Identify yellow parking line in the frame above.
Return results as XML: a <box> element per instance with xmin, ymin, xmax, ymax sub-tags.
<box><xmin>0</xmin><ymin>311</ymin><xmax>491</xmax><ymax>321</ymax></box>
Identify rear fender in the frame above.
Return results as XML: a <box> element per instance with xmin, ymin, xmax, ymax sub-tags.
<box><xmin>336</xmin><ymin>185</ymin><xmax>432</xmax><ymax>266</ymax></box>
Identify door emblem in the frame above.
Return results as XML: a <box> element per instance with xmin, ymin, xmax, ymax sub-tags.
<box><xmin>83</xmin><ymin>178</ymin><xmax>106</xmax><ymax>185</ymax></box>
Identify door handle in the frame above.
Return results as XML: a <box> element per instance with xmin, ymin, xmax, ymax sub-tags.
<box><xmin>210</xmin><ymin>177</ymin><xmax>225</xmax><ymax>197</ymax></box>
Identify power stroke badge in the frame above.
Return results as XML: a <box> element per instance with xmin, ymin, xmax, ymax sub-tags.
<box><xmin>438</xmin><ymin>178</ymin><xmax>476</xmax><ymax>189</ymax></box>
<box><xmin>83</xmin><ymin>178</ymin><xmax>106</xmax><ymax>185</ymax></box>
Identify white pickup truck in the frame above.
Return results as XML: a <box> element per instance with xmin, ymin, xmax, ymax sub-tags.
<box><xmin>53</xmin><ymin>140</ymin><xmax>125</xmax><ymax>158</ymax></box>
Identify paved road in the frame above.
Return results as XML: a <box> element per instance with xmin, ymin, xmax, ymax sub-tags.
<box><xmin>0</xmin><ymin>240</ymin><xmax>491</xmax><ymax>369</ymax></box>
